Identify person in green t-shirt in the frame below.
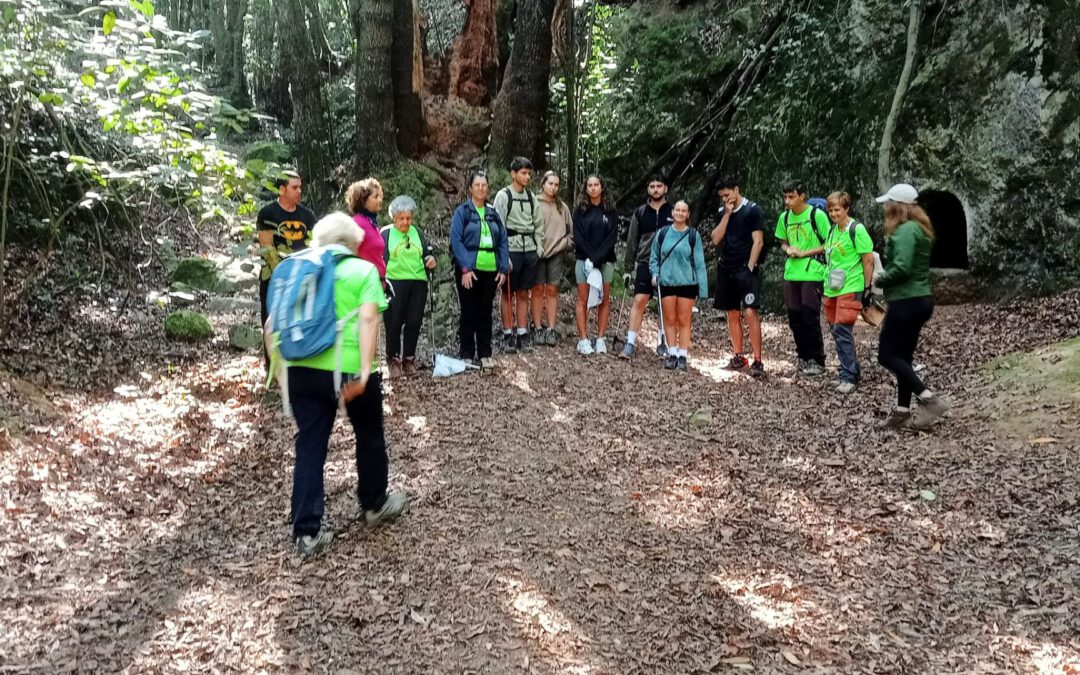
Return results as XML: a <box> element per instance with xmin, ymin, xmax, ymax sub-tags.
<box><xmin>872</xmin><ymin>183</ymin><xmax>950</xmax><ymax>430</ymax></box>
<box><xmin>274</xmin><ymin>212</ymin><xmax>406</xmax><ymax>556</ymax></box>
<box><xmin>380</xmin><ymin>195</ymin><xmax>436</xmax><ymax>378</ymax></box>
<box><xmin>775</xmin><ymin>179</ymin><xmax>831</xmax><ymax>376</ymax></box>
<box><xmin>823</xmin><ymin>191</ymin><xmax>875</xmax><ymax>394</ymax></box>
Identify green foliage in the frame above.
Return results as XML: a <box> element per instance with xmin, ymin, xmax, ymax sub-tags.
<box><xmin>376</xmin><ymin>161</ymin><xmax>442</xmax><ymax>229</ymax></box>
<box><xmin>164</xmin><ymin>309</ymin><xmax>213</xmax><ymax>341</ymax></box>
<box><xmin>171</xmin><ymin>257</ymin><xmax>222</xmax><ymax>291</ymax></box>
<box><xmin>0</xmin><ymin>0</ymin><xmax>283</xmax><ymax>244</ymax></box>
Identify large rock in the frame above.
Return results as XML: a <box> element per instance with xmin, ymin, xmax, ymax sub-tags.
<box><xmin>172</xmin><ymin>257</ymin><xmax>223</xmax><ymax>292</ymax></box>
<box><xmin>209</xmin><ymin>296</ymin><xmax>259</xmax><ymax>313</ymax></box>
<box><xmin>228</xmin><ymin>324</ymin><xmax>263</xmax><ymax>351</ymax></box>
<box><xmin>165</xmin><ymin>310</ymin><xmax>214</xmax><ymax>342</ymax></box>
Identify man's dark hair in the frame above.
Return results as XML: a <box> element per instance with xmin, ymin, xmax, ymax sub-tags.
<box><xmin>275</xmin><ymin>170</ymin><xmax>301</xmax><ymax>190</ymax></box>
<box><xmin>509</xmin><ymin>157</ymin><xmax>533</xmax><ymax>173</ymax></box>
<box><xmin>646</xmin><ymin>174</ymin><xmax>667</xmax><ymax>187</ymax></box>
<box><xmin>717</xmin><ymin>176</ymin><xmax>740</xmax><ymax>191</ymax></box>
<box><xmin>782</xmin><ymin>179</ymin><xmax>807</xmax><ymax>196</ymax></box>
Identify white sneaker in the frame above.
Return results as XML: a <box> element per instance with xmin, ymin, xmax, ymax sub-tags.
<box><xmin>594</xmin><ymin>337</ymin><xmax>607</xmax><ymax>354</ymax></box>
<box><xmin>836</xmin><ymin>381</ymin><xmax>856</xmax><ymax>395</ymax></box>
<box><xmin>364</xmin><ymin>490</ymin><xmax>407</xmax><ymax>526</ymax></box>
<box><xmin>576</xmin><ymin>338</ymin><xmax>594</xmax><ymax>355</ymax></box>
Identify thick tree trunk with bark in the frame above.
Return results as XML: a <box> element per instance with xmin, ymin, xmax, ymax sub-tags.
<box><xmin>353</xmin><ymin>0</ymin><xmax>401</xmax><ymax>174</ymax></box>
<box><xmin>488</xmin><ymin>0</ymin><xmax>558</xmax><ymax>168</ymax></box>
<box><xmin>448</xmin><ymin>0</ymin><xmax>499</xmax><ymax>107</ymax></box>
<box><xmin>226</xmin><ymin>0</ymin><xmax>250</xmax><ymax>108</ymax></box>
<box><xmin>282</xmin><ymin>0</ymin><xmax>332</xmax><ymax>208</ymax></box>
<box><xmin>392</xmin><ymin>0</ymin><xmax>425</xmax><ymax>157</ymax></box>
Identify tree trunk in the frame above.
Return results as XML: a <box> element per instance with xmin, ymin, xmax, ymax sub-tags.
<box><xmin>878</xmin><ymin>0</ymin><xmax>921</xmax><ymax>192</ymax></box>
<box><xmin>448</xmin><ymin>0</ymin><xmax>499</xmax><ymax>107</ymax></box>
<box><xmin>261</xmin><ymin>0</ymin><xmax>294</xmax><ymax>125</ymax></box>
<box><xmin>305</xmin><ymin>0</ymin><xmax>338</xmax><ymax>71</ymax></box>
<box><xmin>561</xmin><ymin>0</ymin><xmax>578</xmax><ymax>199</ymax></box>
<box><xmin>211</xmin><ymin>0</ymin><xmax>229</xmax><ymax>85</ymax></box>
<box><xmin>282</xmin><ymin>0</ymin><xmax>332</xmax><ymax>208</ymax></box>
<box><xmin>227</xmin><ymin>0</ymin><xmax>251</xmax><ymax>108</ymax></box>
<box><xmin>488</xmin><ymin>0</ymin><xmax>558</xmax><ymax>168</ymax></box>
<box><xmin>353</xmin><ymin>0</ymin><xmax>400</xmax><ymax>174</ymax></box>
<box><xmin>392</xmin><ymin>0</ymin><xmax>425</xmax><ymax>157</ymax></box>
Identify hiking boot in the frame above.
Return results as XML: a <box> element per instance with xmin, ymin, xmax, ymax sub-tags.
<box><xmin>515</xmin><ymin>331</ymin><xmax>533</xmax><ymax>353</ymax></box>
<box><xmin>664</xmin><ymin>354</ymin><xmax>678</xmax><ymax>370</ymax></box>
<box><xmin>912</xmin><ymin>394</ymin><xmax>950</xmax><ymax>430</ymax></box>
<box><xmin>364</xmin><ymin>491</ymin><xmax>407</xmax><ymax>526</ymax></box>
<box><xmin>546</xmin><ymin>328</ymin><xmax>559</xmax><ymax>346</ymax></box>
<box><xmin>388</xmin><ymin>357</ymin><xmax>403</xmax><ymax>379</ymax></box>
<box><xmin>619</xmin><ymin>342</ymin><xmax>636</xmax><ymax>360</ymax></box>
<box><xmin>836</xmin><ymin>381</ymin><xmax>856</xmax><ymax>395</ymax></box>
<box><xmin>677</xmin><ymin>356</ymin><xmax>688</xmax><ymax>371</ymax></box>
<box><xmin>502</xmin><ymin>332</ymin><xmax>518</xmax><ymax>354</ymax></box>
<box><xmin>577</xmin><ymin>338</ymin><xmax>594</xmax><ymax>355</ymax></box>
<box><xmin>594</xmin><ymin>337</ymin><xmax>608</xmax><ymax>355</ymax></box>
<box><xmin>750</xmin><ymin>360</ymin><xmax>765</xmax><ymax>378</ymax></box>
<box><xmin>480</xmin><ymin>357</ymin><xmax>497</xmax><ymax>369</ymax></box>
<box><xmin>295</xmin><ymin>529</ymin><xmax>334</xmax><ymax>557</ymax></box>
<box><xmin>881</xmin><ymin>408</ymin><xmax>911</xmax><ymax>429</ymax></box>
<box><xmin>402</xmin><ymin>357</ymin><xmax>418</xmax><ymax>377</ymax></box>
<box><xmin>802</xmin><ymin>360</ymin><xmax>825</xmax><ymax>376</ymax></box>
<box><xmin>725</xmin><ymin>354</ymin><xmax>748</xmax><ymax>370</ymax></box>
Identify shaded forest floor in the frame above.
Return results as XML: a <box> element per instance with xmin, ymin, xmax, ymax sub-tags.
<box><xmin>1</xmin><ymin>285</ymin><xmax>1079</xmax><ymax>674</ymax></box>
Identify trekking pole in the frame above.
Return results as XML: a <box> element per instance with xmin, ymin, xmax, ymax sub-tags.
<box><xmin>655</xmin><ymin>276</ymin><xmax>667</xmax><ymax>357</ymax></box>
<box><xmin>426</xmin><ymin>271</ymin><xmax>437</xmax><ymax>369</ymax></box>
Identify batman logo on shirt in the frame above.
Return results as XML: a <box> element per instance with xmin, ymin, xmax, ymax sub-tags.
<box><xmin>280</xmin><ymin>220</ymin><xmax>308</xmax><ymax>242</ymax></box>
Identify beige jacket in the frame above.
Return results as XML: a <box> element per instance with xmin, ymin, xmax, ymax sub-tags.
<box><xmin>539</xmin><ymin>198</ymin><xmax>573</xmax><ymax>258</ymax></box>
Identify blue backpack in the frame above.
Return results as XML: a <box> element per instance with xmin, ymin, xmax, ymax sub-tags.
<box><xmin>266</xmin><ymin>246</ymin><xmax>357</xmax><ymax>411</ymax></box>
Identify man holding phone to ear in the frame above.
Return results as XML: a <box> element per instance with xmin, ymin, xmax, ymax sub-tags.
<box><xmin>712</xmin><ymin>176</ymin><xmax>766</xmax><ymax>377</ymax></box>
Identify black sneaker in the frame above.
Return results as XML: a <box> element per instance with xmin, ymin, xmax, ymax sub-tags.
<box><xmin>677</xmin><ymin>356</ymin><xmax>688</xmax><ymax>371</ymax></box>
<box><xmin>664</xmin><ymin>354</ymin><xmax>678</xmax><ymax>370</ymax></box>
<box><xmin>502</xmin><ymin>332</ymin><xmax>518</xmax><ymax>354</ymax></box>
<box><xmin>518</xmin><ymin>331</ymin><xmax>534</xmax><ymax>353</ymax></box>
<box><xmin>725</xmin><ymin>354</ymin><xmax>748</xmax><ymax>370</ymax></box>
<box><xmin>750</xmin><ymin>360</ymin><xmax>765</xmax><ymax>378</ymax></box>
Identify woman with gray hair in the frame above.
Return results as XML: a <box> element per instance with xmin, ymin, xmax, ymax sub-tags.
<box><xmin>269</xmin><ymin>212</ymin><xmax>407</xmax><ymax>556</ymax></box>
<box><xmin>380</xmin><ymin>195</ymin><xmax>437</xmax><ymax>378</ymax></box>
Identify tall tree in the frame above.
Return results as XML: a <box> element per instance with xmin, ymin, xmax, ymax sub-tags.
<box><xmin>488</xmin><ymin>0</ymin><xmax>558</xmax><ymax>168</ymax></box>
<box><xmin>352</xmin><ymin>0</ymin><xmax>400</xmax><ymax>174</ymax></box>
<box><xmin>878</xmin><ymin>0</ymin><xmax>922</xmax><ymax>191</ymax></box>
<box><xmin>391</xmin><ymin>0</ymin><xmax>425</xmax><ymax>157</ymax></box>
<box><xmin>225</xmin><ymin>0</ymin><xmax>250</xmax><ymax>108</ymax></box>
<box><xmin>282</xmin><ymin>0</ymin><xmax>332</xmax><ymax>208</ymax></box>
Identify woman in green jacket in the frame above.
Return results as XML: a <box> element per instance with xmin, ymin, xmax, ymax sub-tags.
<box><xmin>873</xmin><ymin>184</ymin><xmax>950</xmax><ymax>430</ymax></box>
<box><xmin>381</xmin><ymin>195</ymin><xmax>436</xmax><ymax>378</ymax></box>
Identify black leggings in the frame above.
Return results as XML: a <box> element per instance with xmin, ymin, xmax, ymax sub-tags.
<box><xmin>385</xmin><ymin>279</ymin><xmax>427</xmax><ymax>359</ymax></box>
<box><xmin>456</xmin><ymin>269</ymin><xmax>499</xmax><ymax>360</ymax></box>
<box><xmin>877</xmin><ymin>296</ymin><xmax>933</xmax><ymax>408</ymax></box>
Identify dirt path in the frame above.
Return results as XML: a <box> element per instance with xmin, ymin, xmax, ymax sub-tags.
<box><xmin>1</xmin><ymin>294</ymin><xmax>1078</xmax><ymax>673</ymax></box>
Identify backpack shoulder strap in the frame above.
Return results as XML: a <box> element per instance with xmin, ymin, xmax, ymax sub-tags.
<box><xmin>499</xmin><ymin>187</ymin><xmax>513</xmax><ymax>217</ymax></box>
<box><xmin>810</xmin><ymin>206</ymin><xmax>827</xmax><ymax>246</ymax></box>
<box><xmin>379</xmin><ymin>226</ymin><xmax>392</xmax><ymax>263</ymax></box>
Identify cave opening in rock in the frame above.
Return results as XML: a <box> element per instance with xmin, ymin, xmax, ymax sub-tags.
<box><xmin>919</xmin><ymin>190</ymin><xmax>969</xmax><ymax>269</ymax></box>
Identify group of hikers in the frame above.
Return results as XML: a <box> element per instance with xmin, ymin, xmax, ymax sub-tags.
<box><xmin>256</xmin><ymin>159</ymin><xmax>949</xmax><ymax>556</ymax></box>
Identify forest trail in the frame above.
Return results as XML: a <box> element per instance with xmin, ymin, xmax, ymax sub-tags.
<box><xmin>1</xmin><ymin>293</ymin><xmax>1078</xmax><ymax>673</ymax></box>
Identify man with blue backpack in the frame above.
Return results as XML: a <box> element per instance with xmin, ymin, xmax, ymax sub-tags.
<box><xmin>265</xmin><ymin>212</ymin><xmax>407</xmax><ymax>557</ymax></box>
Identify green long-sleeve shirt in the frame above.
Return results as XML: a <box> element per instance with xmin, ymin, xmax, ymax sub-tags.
<box><xmin>877</xmin><ymin>220</ymin><xmax>932</xmax><ymax>301</ymax></box>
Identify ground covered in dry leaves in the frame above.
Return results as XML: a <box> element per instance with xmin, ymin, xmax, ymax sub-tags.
<box><xmin>2</xmin><ymin>289</ymin><xmax>1078</xmax><ymax>674</ymax></box>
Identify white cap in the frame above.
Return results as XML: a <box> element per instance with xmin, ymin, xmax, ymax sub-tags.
<box><xmin>875</xmin><ymin>183</ymin><xmax>919</xmax><ymax>204</ymax></box>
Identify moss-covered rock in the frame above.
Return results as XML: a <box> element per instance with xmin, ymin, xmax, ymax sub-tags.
<box><xmin>172</xmin><ymin>257</ymin><xmax>223</xmax><ymax>292</ymax></box>
<box><xmin>165</xmin><ymin>310</ymin><xmax>214</xmax><ymax>342</ymax></box>
<box><xmin>228</xmin><ymin>324</ymin><xmax>263</xmax><ymax>351</ymax></box>
<box><xmin>243</xmin><ymin>140</ymin><xmax>292</xmax><ymax>164</ymax></box>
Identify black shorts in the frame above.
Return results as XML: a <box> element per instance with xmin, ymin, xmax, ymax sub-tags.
<box><xmin>659</xmin><ymin>284</ymin><xmax>698</xmax><ymax>300</ymax></box>
<box><xmin>633</xmin><ymin>262</ymin><xmax>654</xmax><ymax>296</ymax></box>
<box><xmin>715</xmin><ymin>266</ymin><xmax>762</xmax><ymax>311</ymax></box>
<box><xmin>508</xmin><ymin>251</ymin><xmax>540</xmax><ymax>291</ymax></box>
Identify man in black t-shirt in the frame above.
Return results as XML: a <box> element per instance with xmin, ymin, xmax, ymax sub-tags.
<box><xmin>619</xmin><ymin>176</ymin><xmax>675</xmax><ymax>359</ymax></box>
<box><xmin>711</xmin><ymin>176</ymin><xmax>766</xmax><ymax>376</ymax></box>
<box><xmin>257</xmin><ymin>170</ymin><xmax>316</xmax><ymax>368</ymax></box>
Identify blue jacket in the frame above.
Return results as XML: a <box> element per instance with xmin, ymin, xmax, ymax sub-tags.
<box><xmin>450</xmin><ymin>201</ymin><xmax>511</xmax><ymax>274</ymax></box>
<box><xmin>649</xmin><ymin>225</ymin><xmax>708</xmax><ymax>298</ymax></box>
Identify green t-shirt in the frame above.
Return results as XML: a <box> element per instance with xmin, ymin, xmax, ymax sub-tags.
<box><xmin>775</xmin><ymin>206</ymin><xmax>831</xmax><ymax>282</ymax></box>
<box><xmin>288</xmin><ymin>256</ymin><xmax>388</xmax><ymax>374</ymax></box>
<box><xmin>824</xmin><ymin>221</ymin><xmax>874</xmax><ymax>297</ymax></box>
<box><xmin>475</xmin><ymin>205</ymin><xmax>497</xmax><ymax>273</ymax></box>
<box><xmin>385</xmin><ymin>226</ymin><xmax>427</xmax><ymax>281</ymax></box>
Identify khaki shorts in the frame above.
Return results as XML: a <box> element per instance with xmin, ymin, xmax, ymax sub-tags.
<box><xmin>537</xmin><ymin>254</ymin><xmax>565</xmax><ymax>287</ymax></box>
<box><xmin>574</xmin><ymin>260</ymin><xmax>615</xmax><ymax>285</ymax></box>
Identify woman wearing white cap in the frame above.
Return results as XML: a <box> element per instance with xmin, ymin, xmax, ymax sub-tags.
<box><xmin>873</xmin><ymin>183</ymin><xmax>950</xmax><ymax>429</ymax></box>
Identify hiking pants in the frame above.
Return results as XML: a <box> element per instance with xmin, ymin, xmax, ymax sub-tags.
<box><xmin>456</xmin><ymin>269</ymin><xmax>498</xmax><ymax>360</ymax></box>
<box><xmin>784</xmin><ymin>280</ymin><xmax>825</xmax><ymax>365</ymax></box>
<box><xmin>877</xmin><ymin>296</ymin><xmax>933</xmax><ymax>408</ymax></box>
<box><xmin>288</xmin><ymin>367</ymin><xmax>389</xmax><ymax>538</ymax></box>
<box><xmin>385</xmin><ymin>279</ymin><xmax>427</xmax><ymax>360</ymax></box>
